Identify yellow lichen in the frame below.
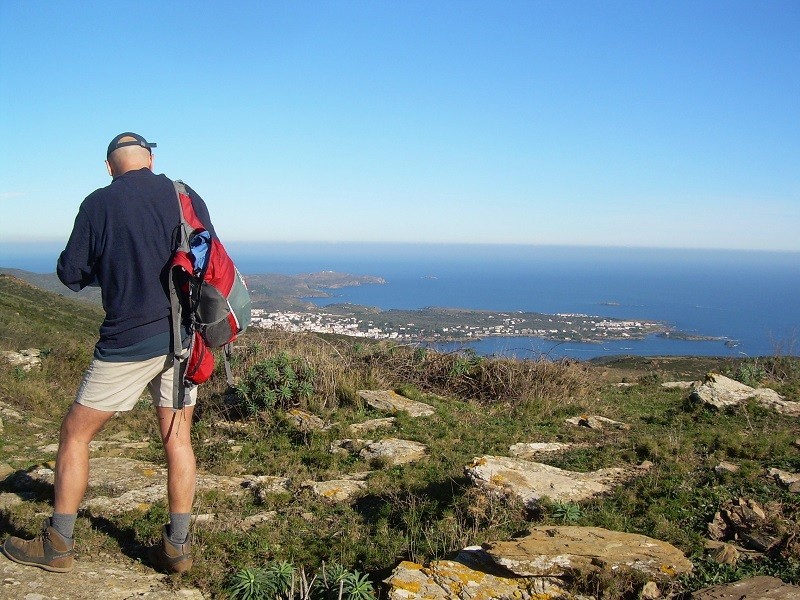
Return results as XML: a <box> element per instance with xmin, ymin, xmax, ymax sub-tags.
<box><xmin>490</xmin><ymin>474</ymin><xmax>506</xmax><ymax>485</ymax></box>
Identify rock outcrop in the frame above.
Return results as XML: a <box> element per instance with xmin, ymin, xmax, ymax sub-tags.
<box><xmin>1</xmin><ymin>349</ymin><xmax>42</xmax><ymax>371</ymax></box>
<box><xmin>465</xmin><ymin>455</ymin><xmax>645</xmax><ymax>506</ymax></box>
<box><xmin>509</xmin><ymin>442</ymin><xmax>574</xmax><ymax>459</ymax></box>
<box><xmin>483</xmin><ymin>526</ymin><xmax>693</xmax><ymax>578</ymax></box>
<box><xmin>360</xmin><ymin>438</ymin><xmax>427</xmax><ymax>466</ymax></box>
<box><xmin>348</xmin><ymin>417</ymin><xmax>396</xmax><ymax>434</ymax></box>
<box><xmin>707</xmin><ymin>497</ymin><xmax>786</xmax><ymax>554</ymax></box>
<box><xmin>692</xmin><ymin>575</ymin><xmax>800</xmax><ymax>599</ymax></box>
<box><xmin>690</xmin><ymin>373</ymin><xmax>800</xmax><ymax>415</ymax></box>
<box><xmin>385</xmin><ymin>530</ymin><xmax>693</xmax><ymax>599</ymax></box>
<box><xmin>285</xmin><ymin>408</ymin><xmax>326</xmax><ymax>431</ymax></box>
<box><xmin>9</xmin><ymin>457</ymin><xmax>281</xmax><ymax>518</ymax></box>
<box><xmin>302</xmin><ymin>477</ymin><xmax>368</xmax><ymax>503</ymax></box>
<box><xmin>358</xmin><ymin>390</ymin><xmax>435</xmax><ymax>417</ymax></box>
<box><xmin>565</xmin><ymin>414</ymin><xmax>630</xmax><ymax>430</ymax></box>
<box><xmin>384</xmin><ymin>547</ymin><xmax>570</xmax><ymax>600</ymax></box>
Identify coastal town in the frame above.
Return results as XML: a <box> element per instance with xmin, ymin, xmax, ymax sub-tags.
<box><xmin>250</xmin><ymin>306</ymin><xmax>668</xmax><ymax>344</ymax></box>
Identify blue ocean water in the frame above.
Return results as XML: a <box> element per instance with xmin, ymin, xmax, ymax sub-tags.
<box><xmin>228</xmin><ymin>243</ymin><xmax>800</xmax><ymax>360</ymax></box>
<box><xmin>3</xmin><ymin>242</ymin><xmax>798</xmax><ymax>359</ymax></box>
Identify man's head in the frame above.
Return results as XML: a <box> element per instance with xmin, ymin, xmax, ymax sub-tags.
<box><xmin>105</xmin><ymin>132</ymin><xmax>156</xmax><ymax>177</ymax></box>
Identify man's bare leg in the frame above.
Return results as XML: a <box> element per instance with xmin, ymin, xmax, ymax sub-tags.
<box><xmin>149</xmin><ymin>406</ymin><xmax>196</xmax><ymax>573</ymax></box>
<box><xmin>0</xmin><ymin>402</ymin><xmax>115</xmax><ymax>572</ymax></box>
<box><xmin>156</xmin><ymin>406</ymin><xmax>196</xmax><ymax>514</ymax></box>
<box><xmin>54</xmin><ymin>402</ymin><xmax>116</xmax><ymax>514</ymax></box>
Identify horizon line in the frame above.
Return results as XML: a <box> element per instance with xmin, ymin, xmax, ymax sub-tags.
<box><xmin>1</xmin><ymin>239</ymin><xmax>799</xmax><ymax>255</ymax></box>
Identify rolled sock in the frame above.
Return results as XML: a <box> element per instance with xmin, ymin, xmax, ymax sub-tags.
<box><xmin>51</xmin><ymin>512</ymin><xmax>77</xmax><ymax>539</ymax></box>
<box><xmin>168</xmin><ymin>513</ymin><xmax>191</xmax><ymax>544</ymax></box>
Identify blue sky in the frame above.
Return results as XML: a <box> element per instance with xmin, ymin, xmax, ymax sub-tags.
<box><xmin>1</xmin><ymin>1</ymin><xmax>798</xmax><ymax>251</ymax></box>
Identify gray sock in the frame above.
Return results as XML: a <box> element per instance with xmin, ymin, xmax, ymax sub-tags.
<box><xmin>50</xmin><ymin>512</ymin><xmax>77</xmax><ymax>539</ymax></box>
<box><xmin>168</xmin><ymin>513</ymin><xmax>191</xmax><ymax>544</ymax></box>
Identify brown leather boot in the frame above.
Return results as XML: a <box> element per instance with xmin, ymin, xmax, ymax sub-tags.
<box><xmin>2</xmin><ymin>518</ymin><xmax>75</xmax><ymax>573</ymax></box>
<box><xmin>148</xmin><ymin>525</ymin><xmax>193</xmax><ymax>573</ymax></box>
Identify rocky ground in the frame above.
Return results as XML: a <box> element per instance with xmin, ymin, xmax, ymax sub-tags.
<box><xmin>3</xmin><ymin>370</ymin><xmax>800</xmax><ymax>599</ymax></box>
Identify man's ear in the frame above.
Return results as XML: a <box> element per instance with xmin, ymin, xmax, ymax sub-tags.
<box><xmin>148</xmin><ymin>153</ymin><xmax>155</xmax><ymax>170</ymax></box>
<box><xmin>105</xmin><ymin>160</ymin><xmax>114</xmax><ymax>177</ymax></box>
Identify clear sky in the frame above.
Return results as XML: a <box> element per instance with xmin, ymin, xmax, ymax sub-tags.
<box><xmin>1</xmin><ymin>1</ymin><xmax>798</xmax><ymax>251</ymax></box>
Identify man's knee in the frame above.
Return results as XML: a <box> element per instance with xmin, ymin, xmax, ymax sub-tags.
<box><xmin>59</xmin><ymin>402</ymin><xmax>113</xmax><ymax>444</ymax></box>
<box><xmin>157</xmin><ymin>407</ymin><xmax>194</xmax><ymax>443</ymax></box>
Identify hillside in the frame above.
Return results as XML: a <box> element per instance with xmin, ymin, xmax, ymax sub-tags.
<box><xmin>0</xmin><ymin>273</ymin><xmax>103</xmax><ymax>348</ymax></box>
<box><xmin>1</xmin><ymin>275</ymin><xmax>800</xmax><ymax>599</ymax></box>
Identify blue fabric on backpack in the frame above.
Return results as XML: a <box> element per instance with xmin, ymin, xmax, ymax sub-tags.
<box><xmin>189</xmin><ymin>231</ymin><xmax>211</xmax><ymax>274</ymax></box>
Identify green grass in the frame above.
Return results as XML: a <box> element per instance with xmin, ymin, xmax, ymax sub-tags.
<box><xmin>2</xmin><ymin>275</ymin><xmax>800</xmax><ymax>598</ymax></box>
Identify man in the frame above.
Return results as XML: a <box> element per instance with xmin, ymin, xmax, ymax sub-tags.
<box><xmin>2</xmin><ymin>133</ymin><xmax>215</xmax><ymax>574</ymax></box>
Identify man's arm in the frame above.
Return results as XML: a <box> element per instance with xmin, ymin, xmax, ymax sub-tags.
<box><xmin>57</xmin><ymin>207</ymin><xmax>98</xmax><ymax>291</ymax></box>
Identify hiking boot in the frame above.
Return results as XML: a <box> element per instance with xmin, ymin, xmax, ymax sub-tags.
<box><xmin>1</xmin><ymin>518</ymin><xmax>75</xmax><ymax>573</ymax></box>
<box><xmin>148</xmin><ymin>526</ymin><xmax>192</xmax><ymax>574</ymax></box>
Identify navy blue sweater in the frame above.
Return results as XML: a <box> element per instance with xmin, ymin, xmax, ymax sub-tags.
<box><xmin>58</xmin><ymin>168</ymin><xmax>216</xmax><ymax>354</ymax></box>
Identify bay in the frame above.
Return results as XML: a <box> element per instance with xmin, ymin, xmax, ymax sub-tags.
<box><xmin>227</xmin><ymin>243</ymin><xmax>800</xmax><ymax>360</ymax></box>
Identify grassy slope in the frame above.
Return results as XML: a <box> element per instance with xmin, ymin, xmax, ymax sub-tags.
<box><xmin>1</xmin><ymin>275</ymin><xmax>800</xmax><ymax>599</ymax></box>
<box><xmin>0</xmin><ymin>273</ymin><xmax>103</xmax><ymax>349</ymax></box>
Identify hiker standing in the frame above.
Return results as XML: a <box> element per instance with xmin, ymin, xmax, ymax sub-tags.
<box><xmin>2</xmin><ymin>133</ymin><xmax>215</xmax><ymax>574</ymax></box>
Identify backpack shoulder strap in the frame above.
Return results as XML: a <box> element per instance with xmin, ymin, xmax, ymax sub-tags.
<box><xmin>169</xmin><ymin>179</ymin><xmax>193</xmax><ymax>410</ymax></box>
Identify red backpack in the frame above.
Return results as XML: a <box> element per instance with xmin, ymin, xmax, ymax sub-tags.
<box><xmin>169</xmin><ymin>181</ymin><xmax>252</xmax><ymax>409</ymax></box>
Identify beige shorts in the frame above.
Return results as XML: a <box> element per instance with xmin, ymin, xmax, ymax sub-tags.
<box><xmin>75</xmin><ymin>355</ymin><xmax>197</xmax><ymax>412</ymax></box>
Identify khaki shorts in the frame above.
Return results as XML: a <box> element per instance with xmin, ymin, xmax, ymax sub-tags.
<box><xmin>75</xmin><ymin>355</ymin><xmax>197</xmax><ymax>412</ymax></box>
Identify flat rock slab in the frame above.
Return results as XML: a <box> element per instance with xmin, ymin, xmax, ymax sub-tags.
<box><xmin>0</xmin><ymin>400</ymin><xmax>25</xmax><ymax>423</ymax></box>
<box><xmin>509</xmin><ymin>442</ymin><xmax>573</xmax><ymax>459</ymax></box>
<box><xmin>329</xmin><ymin>438</ymin><xmax>371</xmax><ymax>456</ymax></box>
<box><xmin>384</xmin><ymin>553</ymin><xmax>568</xmax><ymax>600</ymax></box>
<box><xmin>661</xmin><ymin>381</ymin><xmax>695</xmax><ymax>390</ymax></box>
<box><xmin>358</xmin><ymin>390</ymin><xmax>434</xmax><ymax>417</ymax></box>
<box><xmin>690</xmin><ymin>374</ymin><xmax>800</xmax><ymax>415</ymax></box>
<box><xmin>755</xmin><ymin>389</ymin><xmax>800</xmax><ymax>416</ymax></box>
<box><xmin>466</xmin><ymin>455</ymin><xmax>641</xmax><ymax>506</ymax></box>
<box><xmin>484</xmin><ymin>526</ymin><xmax>693</xmax><ymax>578</ymax></box>
<box><xmin>693</xmin><ymin>575</ymin><xmax>800</xmax><ymax>599</ymax></box>
<box><xmin>565</xmin><ymin>415</ymin><xmax>629</xmax><ymax>430</ymax></box>
<box><xmin>1</xmin><ymin>349</ymin><xmax>41</xmax><ymax>371</ymax></box>
<box><xmin>15</xmin><ymin>457</ymin><xmax>264</xmax><ymax>517</ymax></box>
<box><xmin>285</xmin><ymin>408</ymin><xmax>326</xmax><ymax>431</ymax></box>
<box><xmin>769</xmin><ymin>467</ymin><xmax>800</xmax><ymax>491</ymax></box>
<box><xmin>38</xmin><ymin>440</ymin><xmax>150</xmax><ymax>454</ymax></box>
<box><xmin>348</xmin><ymin>417</ymin><xmax>396</xmax><ymax>434</ymax></box>
<box><xmin>691</xmin><ymin>374</ymin><xmax>757</xmax><ymax>408</ymax></box>
<box><xmin>302</xmin><ymin>478</ymin><xmax>367</xmax><ymax>503</ymax></box>
<box><xmin>360</xmin><ymin>438</ymin><xmax>427</xmax><ymax>466</ymax></box>
<box><xmin>1</xmin><ymin>554</ymin><xmax>204</xmax><ymax>599</ymax></box>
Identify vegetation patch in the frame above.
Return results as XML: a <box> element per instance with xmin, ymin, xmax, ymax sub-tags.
<box><xmin>1</xmin><ymin>276</ymin><xmax>799</xmax><ymax>598</ymax></box>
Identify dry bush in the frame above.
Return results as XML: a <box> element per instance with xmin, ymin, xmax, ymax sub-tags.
<box><xmin>212</xmin><ymin>330</ymin><xmax>592</xmax><ymax>420</ymax></box>
<box><xmin>209</xmin><ymin>329</ymin><xmax>377</xmax><ymax>415</ymax></box>
<box><xmin>357</xmin><ymin>343</ymin><xmax>592</xmax><ymax>406</ymax></box>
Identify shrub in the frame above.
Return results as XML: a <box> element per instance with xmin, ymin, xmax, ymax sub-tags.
<box><xmin>725</xmin><ymin>360</ymin><xmax>766</xmax><ymax>387</ymax></box>
<box><xmin>235</xmin><ymin>352</ymin><xmax>316</xmax><ymax>414</ymax></box>
<box><xmin>226</xmin><ymin>562</ymin><xmax>376</xmax><ymax>600</ymax></box>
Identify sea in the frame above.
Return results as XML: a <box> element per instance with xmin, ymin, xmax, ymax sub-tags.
<box><xmin>3</xmin><ymin>242</ymin><xmax>799</xmax><ymax>360</ymax></box>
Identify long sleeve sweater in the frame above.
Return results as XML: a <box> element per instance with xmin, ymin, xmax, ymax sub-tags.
<box><xmin>58</xmin><ymin>168</ymin><xmax>216</xmax><ymax>356</ymax></box>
